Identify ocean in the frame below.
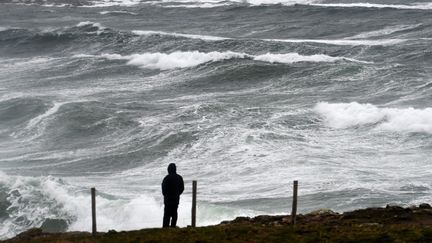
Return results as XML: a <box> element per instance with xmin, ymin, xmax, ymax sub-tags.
<box><xmin>1</xmin><ymin>0</ymin><xmax>432</xmax><ymax>239</ymax></box>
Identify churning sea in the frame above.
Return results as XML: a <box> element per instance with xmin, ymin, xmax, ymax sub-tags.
<box><xmin>1</xmin><ymin>0</ymin><xmax>432</xmax><ymax>239</ymax></box>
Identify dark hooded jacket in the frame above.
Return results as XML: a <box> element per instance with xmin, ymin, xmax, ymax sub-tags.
<box><xmin>162</xmin><ymin>163</ymin><xmax>184</xmax><ymax>205</ymax></box>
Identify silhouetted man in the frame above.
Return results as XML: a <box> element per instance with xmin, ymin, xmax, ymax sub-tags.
<box><xmin>162</xmin><ymin>163</ymin><xmax>184</xmax><ymax>228</ymax></box>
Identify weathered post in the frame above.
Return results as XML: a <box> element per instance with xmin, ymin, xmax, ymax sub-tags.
<box><xmin>192</xmin><ymin>180</ymin><xmax>197</xmax><ymax>227</ymax></box>
<box><xmin>291</xmin><ymin>180</ymin><xmax>298</xmax><ymax>225</ymax></box>
<box><xmin>91</xmin><ymin>187</ymin><xmax>97</xmax><ymax>236</ymax></box>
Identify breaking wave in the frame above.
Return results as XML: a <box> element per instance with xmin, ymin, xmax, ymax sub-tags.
<box><xmin>314</xmin><ymin>102</ymin><xmax>432</xmax><ymax>134</ymax></box>
<box><xmin>99</xmin><ymin>51</ymin><xmax>246</xmax><ymax>70</ymax></box>
<box><xmin>0</xmin><ymin>172</ymin><xmax>77</xmax><ymax>239</ymax></box>
<box><xmin>86</xmin><ymin>51</ymin><xmax>370</xmax><ymax>70</ymax></box>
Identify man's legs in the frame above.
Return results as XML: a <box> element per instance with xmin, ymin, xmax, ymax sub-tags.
<box><xmin>170</xmin><ymin>204</ymin><xmax>178</xmax><ymax>227</ymax></box>
<box><xmin>163</xmin><ymin>204</ymin><xmax>170</xmax><ymax>228</ymax></box>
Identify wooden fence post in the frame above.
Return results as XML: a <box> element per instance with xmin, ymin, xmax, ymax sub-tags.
<box><xmin>291</xmin><ymin>180</ymin><xmax>298</xmax><ymax>225</ymax></box>
<box><xmin>91</xmin><ymin>187</ymin><xmax>97</xmax><ymax>235</ymax></box>
<box><xmin>192</xmin><ymin>180</ymin><xmax>197</xmax><ymax>227</ymax></box>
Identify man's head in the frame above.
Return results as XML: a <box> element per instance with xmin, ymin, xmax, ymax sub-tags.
<box><xmin>168</xmin><ymin>163</ymin><xmax>176</xmax><ymax>174</ymax></box>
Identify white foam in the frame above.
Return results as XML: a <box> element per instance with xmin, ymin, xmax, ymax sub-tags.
<box><xmin>67</xmin><ymin>193</ymin><xmax>165</xmax><ymax>231</ymax></box>
<box><xmin>0</xmin><ymin>174</ymin><xmax>75</xmax><ymax>239</ymax></box>
<box><xmin>314</xmin><ymin>102</ymin><xmax>432</xmax><ymax>133</ymax></box>
<box><xmin>132</xmin><ymin>30</ymin><xmax>229</xmax><ymax>41</ymax></box>
<box><xmin>99</xmin><ymin>51</ymin><xmax>370</xmax><ymax>70</ymax></box>
<box><xmin>253</xmin><ymin>52</ymin><xmax>372</xmax><ymax>64</ymax></box>
<box><xmin>101</xmin><ymin>51</ymin><xmax>247</xmax><ymax>70</ymax></box>
<box><xmin>309</xmin><ymin>2</ymin><xmax>432</xmax><ymax>10</ymax></box>
<box><xmin>264</xmin><ymin>38</ymin><xmax>406</xmax><ymax>46</ymax></box>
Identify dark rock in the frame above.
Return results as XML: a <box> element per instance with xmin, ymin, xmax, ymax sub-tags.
<box><xmin>308</xmin><ymin>209</ymin><xmax>338</xmax><ymax>216</ymax></box>
<box><xmin>222</xmin><ymin>216</ymin><xmax>251</xmax><ymax>224</ymax></box>
<box><xmin>386</xmin><ymin>205</ymin><xmax>404</xmax><ymax>210</ymax></box>
<box><xmin>40</xmin><ymin>218</ymin><xmax>68</xmax><ymax>233</ymax></box>
<box><xmin>252</xmin><ymin>215</ymin><xmax>285</xmax><ymax>225</ymax></box>
<box><xmin>253</xmin><ymin>215</ymin><xmax>273</xmax><ymax>224</ymax></box>
<box><xmin>419</xmin><ymin>203</ymin><xmax>431</xmax><ymax>209</ymax></box>
<box><xmin>14</xmin><ymin>228</ymin><xmax>43</xmax><ymax>240</ymax></box>
<box><xmin>218</xmin><ymin>204</ymin><xmax>432</xmax><ymax>228</ymax></box>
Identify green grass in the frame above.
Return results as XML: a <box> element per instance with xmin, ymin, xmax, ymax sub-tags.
<box><xmin>7</xmin><ymin>224</ymin><xmax>432</xmax><ymax>243</ymax></box>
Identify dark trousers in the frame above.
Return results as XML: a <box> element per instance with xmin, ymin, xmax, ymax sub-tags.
<box><xmin>163</xmin><ymin>203</ymin><xmax>178</xmax><ymax>228</ymax></box>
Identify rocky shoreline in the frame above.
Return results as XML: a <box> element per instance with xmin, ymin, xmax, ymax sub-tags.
<box><xmin>4</xmin><ymin>204</ymin><xmax>432</xmax><ymax>242</ymax></box>
<box><xmin>222</xmin><ymin>203</ymin><xmax>432</xmax><ymax>227</ymax></box>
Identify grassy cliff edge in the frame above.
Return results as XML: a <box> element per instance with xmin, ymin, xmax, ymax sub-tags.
<box><xmin>5</xmin><ymin>204</ymin><xmax>432</xmax><ymax>242</ymax></box>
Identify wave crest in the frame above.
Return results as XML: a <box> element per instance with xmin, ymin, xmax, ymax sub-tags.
<box><xmin>89</xmin><ymin>51</ymin><xmax>370</xmax><ymax>70</ymax></box>
<box><xmin>101</xmin><ymin>51</ymin><xmax>247</xmax><ymax>70</ymax></box>
<box><xmin>315</xmin><ymin>102</ymin><xmax>432</xmax><ymax>134</ymax></box>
